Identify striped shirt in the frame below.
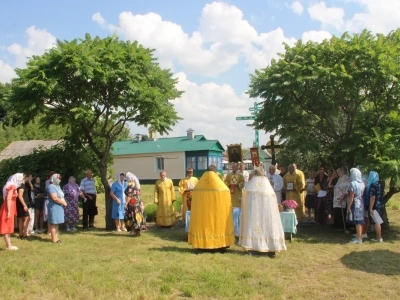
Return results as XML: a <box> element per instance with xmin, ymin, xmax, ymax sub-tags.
<box><xmin>80</xmin><ymin>177</ymin><xmax>97</xmax><ymax>194</ymax></box>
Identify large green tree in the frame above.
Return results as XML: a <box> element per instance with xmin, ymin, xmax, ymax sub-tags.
<box><xmin>8</xmin><ymin>34</ymin><xmax>183</xmax><ymax>229</ymax></box>
<box><xmin>249</xmin><ymin>29</ymin><xmax>400</xmax><ymax>194</ymax></box>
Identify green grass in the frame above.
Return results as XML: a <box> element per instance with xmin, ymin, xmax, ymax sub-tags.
<box><xmin>1</xmin><ymin>185</ymin><xmax>400</xmax><ymax>299</ymax></box>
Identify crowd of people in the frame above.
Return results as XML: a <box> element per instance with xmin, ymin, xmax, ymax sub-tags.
<box><xmin>0</xmin><ymin>162</ymin><xmax>387</xmax><ymax>252</ymax></box>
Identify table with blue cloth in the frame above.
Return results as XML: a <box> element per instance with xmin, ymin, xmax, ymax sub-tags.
<box><xmin>280</xmin><ymin>210</ymin><xmax>298</xmax><ymax>242</ymax></box>
<box><xmin>185</xmin><ymin>208</ymin><xmax>241</xmax><ymax>236</ymax></box>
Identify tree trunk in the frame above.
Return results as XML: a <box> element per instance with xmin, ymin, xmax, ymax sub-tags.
<box><xmin>99</xmin><ymin>162</ymin><xmax>114</xmax><ymax>230</ymax></box>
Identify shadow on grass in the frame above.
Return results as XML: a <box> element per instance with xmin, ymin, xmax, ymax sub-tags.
<box><xmin>290</xmin><ymin>221</ymin><xmax>400</xmax><ymax>245</ymax></box>
<box><xmin>147</xmin><ymin>245</ymin><xmax>248</xmax><ymax>255</ymax></box>
<box><xmin>340</xmin><ymin>249</ymin><xmax>400</xmax><ymax>275</ymax></box>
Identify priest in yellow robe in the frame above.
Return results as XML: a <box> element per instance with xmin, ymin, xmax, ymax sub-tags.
<box><xmin>178</xmin><ymin>168</ymin><xmax>198</xmax><ymax>222</ymax></box>
<box><xmin>283</xmin><ymin>164</ymin><xmax>305</xmax><ymax>218</ymax></box>
<box><xmin>188</xmin><ymin>171</ymin><xmax>235</xmax><ymax>251</ymax></box>
<box><xmin>293</xmin><ymin>163</ymin><xmax>306</xmax><ymax>218</ymax></box>
<box><xmin>224</xmin><ymin>163</ymin><xmax>245</xmax><ymax>208</ymax></box>
<box><xmin>209</xmin><ymin>164</ymin><xmax>224</xmax><ymax>180</ymax></box>
<box><xmin>154</xmin><ymin>171</ymin><xmax>176</xmax><ymax>227</ymax></box>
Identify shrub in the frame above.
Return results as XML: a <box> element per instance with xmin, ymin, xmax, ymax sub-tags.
<box><xmin>174</xmin><ymin>198</ymin><xmax>182</xmax><ymax>213</ymax></box>
<box><xmin>392</xmin><ymin>204</ymin><xmax>399</xmax><ymax>210</ymax></box>
<box><xmin>144</xmin><ymin>203</ymin><xmax>157</xmax><ymax>222</ymax></box>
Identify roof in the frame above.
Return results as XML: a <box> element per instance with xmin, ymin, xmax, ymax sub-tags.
<box><xmin>112</xmin><ymin>135</ymin><xmax>225</xmax><ymax>155</ymax></box>
<box><xmin>0</xmin><ymin>140</ymin><xmax>62</xmax><ymax>162</ymax></box>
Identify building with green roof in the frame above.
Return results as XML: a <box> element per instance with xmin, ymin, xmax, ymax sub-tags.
<box><xmin>111</xmin><ymin>129</ymin><xmax>224</xmax><ymax>184</ymax></box>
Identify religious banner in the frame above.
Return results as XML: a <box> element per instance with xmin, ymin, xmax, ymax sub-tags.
<box><xmin>227</xmin><ymin>143</ymin><xmax>242</xmax><ymax>163</ymax></box>
<box><xmin>249</xmin><ymin>147</ymin><xmax>261</xmax><ymax>167</ymax></box>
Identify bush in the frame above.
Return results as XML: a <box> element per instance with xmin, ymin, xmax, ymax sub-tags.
<box><xmin>392</xmin><ymin>203</ymin><xmax>399</xmax><ymax>210</ymax></box>
<box><xmin>144</xmin><ymin>203</ymin><xmax>157</xmax><ymax>222</ymax></box>
<box><xmin>174</xmin><ymin>198</ymin><xmax>182</xmax><ymax>213</ymax></box>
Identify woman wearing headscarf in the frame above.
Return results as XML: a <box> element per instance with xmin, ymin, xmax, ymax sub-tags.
<box><xmin>332</xmin><ymin>166</ymin><xmax>351</xmax><ymax>230</ymax></box>
<box><xmin>0</xmin><ymin>173</ymin><xmax>24</xmax><ymax>250</ymax></box>
<box><xmin>48</xmin><ymin>173</ymin><xmax>68</xmax><ymax>243</ymax></box>
<box><xmin>366</xmin><ymin>171</ymin><xmax>384</xmax><ymax>242</ymax></box>
<box><xmin>239</xmin><ymin>167</ymin><xmax>287</xmax><ymax>257</ymax></box>
<box><xmin>348</xmin><ymin>168</ymin><xmax>365</xmax><ymax>244</ymax></box>
<box><xmin>63</xmin><ymin>176</ymin><xmax>82</xmax><ymax>231</ymax></box>
<box><xmin>110</xmin><ymin>173</ymin><xmax>128</xmax><ymax>232</ymax></box>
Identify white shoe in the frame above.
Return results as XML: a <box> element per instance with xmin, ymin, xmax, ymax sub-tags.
<box><xmin>7</xmin><ymin>246</ymin><xmax>18</xmax><ymax>250</ymax></box>
<box><xmin>371</xmin><ymin>238</ymin><xmax>383</xmax><ymax>242</ymax></box>
<box><xmin>349</xmin><ymin>239</ymin><xmax>362</xmax><ymax>244</ymax></box>
<box><xmin>122</xmin><ymin>227</ymin><xmax>128</xmax><ymax>232</ymax></box>
<box><xmin>71</xmin><ymin>227</ymin><xmax>77</xmax><ymax>231</ymax></box>
<box><xmin>66</xmin><ymin>227</ymin><xmax>71</xmax><ymax>232</ymax></box>
<box><xmin>117</xmin><ymin>228</ymin><xmax>122</xmax><ymax>232</ymax></box>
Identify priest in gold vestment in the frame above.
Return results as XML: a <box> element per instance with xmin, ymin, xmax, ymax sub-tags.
<box><xmin>283</xmin><ymin>165</ymin><xmax>305</xmax><ymax>218</ymax></box>
<box><xmin>188</xmin><ymin>171</ymin><xmax>235</xmax><ymax>251</ymax></box>
<box><xmin>178</xmin><ymin>168</ymin><xmax>198</xmax><ymax>222</ymax></box>
<box><xmin>294</xmin><ymin>163</ymin><xmax>306</xmax><ymax>218</ymax></box>
<box><xmin>224</xmin><ymin>163</ymin><xmax>245</xmax><ymax>208</ymax></box>
<box><xmin>154</xmin><ymin>171</ymin><xmax>176</xmax><ymax>227</ymax></box>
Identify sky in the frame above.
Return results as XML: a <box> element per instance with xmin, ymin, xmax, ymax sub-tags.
<box><xmin>1</xmin><ymin>0</ymin><xmax>400</xmax><ymax>148</ymax></box>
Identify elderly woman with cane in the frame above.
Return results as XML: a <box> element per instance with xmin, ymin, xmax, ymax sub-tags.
<box><xmin>332</xmin><ymin>166</ymin><xmax>351</xmax><ymax>231</ymax></box>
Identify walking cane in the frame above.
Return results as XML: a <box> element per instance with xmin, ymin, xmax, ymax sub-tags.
<box><xmin>340</xmin><ymin>205</ymin><xmax>350</xmax><ymax>234</ymax></box>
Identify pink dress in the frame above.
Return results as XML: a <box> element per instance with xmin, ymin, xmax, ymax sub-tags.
<box><xmin>0</xmin><ymin>186</ymin><xmax>18</xmax><ymax>234</ymax></box>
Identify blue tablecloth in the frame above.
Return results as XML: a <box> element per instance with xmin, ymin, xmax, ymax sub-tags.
<box><xmin>185</xmin><ymin>208</ymin><xmax>241</xmax><ymax>236</ymax></box>
<box><xmin>280</xmin><ymin>210</ymin><xmax>298</xmax><ymax>234</ymax></box>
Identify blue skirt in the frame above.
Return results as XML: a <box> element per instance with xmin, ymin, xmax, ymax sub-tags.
<box><xmin>48</xmin><ymin>200</ymin><xmax>64</xmax><ymax>224</ymax></box>
<box><xmin>112</xmin><ymin>201</ymin><xmax>125</xmax><ymax>220</ymax></box>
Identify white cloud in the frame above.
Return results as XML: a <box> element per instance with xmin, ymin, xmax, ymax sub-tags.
<box><xmin>289</xmin><ymin>1</ymin><xmax>304</xmax><ymax>15</ymax></box>
<box><xmin>7</xmin><ymin>26</ymin><xmax>56</xmax><ymax>68</ymax></box>
<box><xmin>344</xmin><ymin>0</ymin><xmax>400</xmax><ymax>34</ymax></box>
<box><xmin>245</xmin><ymin>28</ymin><xmax>296</xmax><ymax>71</ymax></box>
<box><xmin>301</xmin><ymin>30</ymin><xmax>332</xmax><ymax>43</ymax></box>
<box><xmin>0</xmin><ymin>60</ymin><xmax>15</xmax><ymax>83</ymax></box>
<box><xmin>92</xmin><ymin>12</ymin><xmax>105</xmax><ymax>25</ymax></box>
<box><xmin>129</xmin><ymin>72</ymin><xmax>271</xmax><ymax>148</ymax></box>
<box><xmin>93</xmin><ymin>2</ymin><xmax>295</xmax><ymax>77</ymax></box>
<box><xmin>307</xmin><ymin>2</ymin><xmax>345</xmax><ymax>30</ymax></box>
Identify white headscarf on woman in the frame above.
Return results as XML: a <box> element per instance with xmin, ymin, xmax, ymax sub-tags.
<box><xmin>350</xmin><ymin>168</ymin><xmax>362</xmax><ymax>182</ymax></box>
<box><xmin>2</xmin><ymin>173</ymin><xmax>24</xmax><ymax>199</ymax></box>
<box><xmin>125</xmin><ymin>172</ymin><xmax>141</xmax><ymax>189</ymax></box>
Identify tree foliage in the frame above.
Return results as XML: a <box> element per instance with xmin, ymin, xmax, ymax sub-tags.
<box><xmin>249</xmin><ymin>29</ymin><xmax>400</xmax><ymax>191</ymax></box>
<box><xmin>8</xmin><ymin>34</ymin><xmax>183</xmax><ymax>228</ymax></box>
<box><xmin>0</xmin><ymin>143</ymin><xmax>98</xmax><ymax>201</ymax></box>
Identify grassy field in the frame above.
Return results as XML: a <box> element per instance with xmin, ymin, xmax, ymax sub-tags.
<box><xmin>1</xmin><ymin>185</ymin><xmax>400</xmax><ymax>300</ymax></box>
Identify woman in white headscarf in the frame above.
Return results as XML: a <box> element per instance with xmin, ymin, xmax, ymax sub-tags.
<box><xmin>239</xmin><ymin>167</ymin><xmax>287</xmax><ymax>257</ymax></box>
<box><xmin>0</xmin><ymin>173</ymin><xmax>24</xmax><ymax>250</ymax></box>
<box><xmin>48</xmin><ymin>173</ymin><xmax>68</xmax><ymax>243</ymax></box>
<box><xmin>110</xmin><ymin>173</ymin><xmax>128</xmax><ymax>232</ymax></box>
<box><xmin>348</xmin><ymin>168</ymin><xmax>365</xmax><ymax>244</ymax></box>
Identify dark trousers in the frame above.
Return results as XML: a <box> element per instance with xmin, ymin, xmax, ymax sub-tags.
<box><xmin>82</xmin><ymin>194</ymin><xmax>97</xmax><ymax>228</ymax></box>
<box><xmin>315</xmin><ymin>197</ymin><xmax>325</xmax><ymax>224</ymax></box>
<box><xmin>332</xmin><ymin>207</ymin><xmax>346</xmax><ymax>229</ymax></box>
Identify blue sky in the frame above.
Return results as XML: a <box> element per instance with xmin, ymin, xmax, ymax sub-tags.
<box><xmin>1</xmin><ymin>0</ymin><xmax>399</xmax><ymax>147</ymax></box>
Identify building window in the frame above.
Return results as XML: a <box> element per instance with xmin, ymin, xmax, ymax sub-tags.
<box><xmin>155</xmin><ymin>157</ymin><xmax>164</xmax><ymax>171</ymax></box>
<box><xmin>186</xmin><ymin>157</ymin><xmax>196</xmax><ymax>170</ymax></box>
<box><xmin>197</xmin><ymin>156</ymin><xmax>207</xmax><ymax>170</ymax></box>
